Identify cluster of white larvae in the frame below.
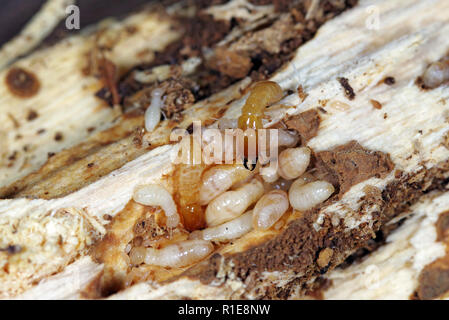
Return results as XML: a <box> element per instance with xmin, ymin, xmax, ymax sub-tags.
<box><xmin>129</xmin><ymin>143</ymin><xmax>335</xmax><ymax>269</ymax></box>
<box><xmin>138</xmin><ymin>79</ymin><xmax>337</xmax><ymax>269</ymax></box>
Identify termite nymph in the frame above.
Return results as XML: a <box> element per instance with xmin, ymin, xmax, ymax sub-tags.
<box><xmin>238</xmin><ymin>81</ymin><xmax>284</xmax><ymax>130</ymax></box>
<box><xmin>238</xmin><ymin>81</ymin><xmax>284</xmax><ymax>170</ymax></box>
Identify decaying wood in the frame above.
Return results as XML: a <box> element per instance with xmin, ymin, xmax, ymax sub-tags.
<box><xmin>322</xmin><ymin>191</ymin><xmax>449</xmax><ymax>300</ymax></box>
<box><xmin>1</xmin><ymin>0</ymin><xmax>449</xmax><ymax>300</ymax></box>
<box><xmin>0</xmin><ymin>0</ymin><xmax>75</xmax><ymax>70</ymax></box>
<box><xmin>0</xmin><ymin>7</ymin><xmax>180</xmax><ymax>189</ymax></box>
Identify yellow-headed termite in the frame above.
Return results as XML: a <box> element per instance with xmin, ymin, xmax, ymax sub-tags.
<box><xmin>237</xmin><ymin>81</ymin><xmax>283</xmax><ymax>170</ymax></box>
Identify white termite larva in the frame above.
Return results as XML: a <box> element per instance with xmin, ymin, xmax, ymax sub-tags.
<box><xmin>278</xmin><ymin>147</ymin><xmax>311</xmax><ymax>180</ymax></box>
<box><xmin>205</xmin><ymin>178</ymin><xmax>264</xmax><ymax>227</ymax></box>
<box><xmin>133</xmin><ymin>184</ymin><xmax>180</xmax><ymax>228</ymax></box>
<box><xmin>129</xmin><ymin>246</ymin><xmax>147</xmax><ymax>265</ymax></box>
<box><xmin>288</xmin><ymin>180</ymin><xmax>335</xmax><ymax>211</ymax></box>
<box><xmin>129</xmin><ymin>240</ymin><xmax>214</xmax><ymax>268</ymax></box>
<box><xmin>253</xmin><ymin>190</ymin><xmax>289</xmax><ymax>230</ymax></box>
<box><xmin>258</xmin><ymin>129</ymin><xmax>298</xmax><ymax>165</ymax></box>
<box><xmin>260</xmin><ymin>164</ymin><xmax>279</xmax><ymax>183</ymax></box>
<box><xmin>144</xmin><ymin>88</ymin><xmax>165</xmax><ymax>132</ymax></box>
<box><xmin>199</xmin><ymin>164</ymin><xmax>255</xmax><ymax>205</ymax></box>
<box><xmin>189</xmin><ymin>211</ymin><xmax>253</xmax><ymax>242</ymax></box>
<box><xmin>422</xmin><ymin>61</ymin><xmax>449</xmax><ymax>89</ymax></box>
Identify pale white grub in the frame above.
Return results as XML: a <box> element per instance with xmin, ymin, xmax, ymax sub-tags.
<box><xmin>260</xmin><ymin>164</ymin><xmax>279</xmax><ymax>183</ymax></box>
<box><xmin>133</xmin><ymin>184</ymin><xmax>180</xmax><ymax>228</ymax></box>
<box><xmin>230</xmin><ymin>165</ymin><xmax>260</xmax><ymax>189</ymax></box>
<box><xmin>422</xmin><ymin>60</ymin><xmax>449</xmax><ymax>89</ymax></box>
<box><xmin>253</xmin><ymin>190</ymin><xmax>289</xmax><ymax>230</ymax></box>
<box><xmin>144</xmin><ymin>88</ymin><xmax>165</xmax><ymax>132</ymax></box>
<box><xmin>199</xmin><ymin>164</ymin><xmax>255</xmax><ymax>205</ymax></box>
<box><xmin>129</xmin><ymin>246</ymin><xmax>147</xmax><ymax>265</ymax></box>
<box><xmin>129</xmin><ymin>240</ymin><xmax>214</xmax><ymax>268</ymax></box>
<box><xmin>278</xmin><ymin>147</ymin><xmax>311</xmax><ymax>180</ymax></box>
<box><xmin>289</xmin><ymin>180</ymin><xmax>335</xmax><ymax>211</ymax></box>
<box><xmin>258</xmin><ymin>129</ymin><xmax>298</xmax><ymax>164</ymax></box>
<box><xmin>205</xmin><ymin>178</ymin><xmax>264</xmax><ymax>227</ymax></box>
<box><xmin>277</xmin><ymin>129</ymin><xmax>300</xmax><ymax>147</ymax></box>
<box><xmin>190</xmin><ymin>211</ymin><xmax>253</xmax><ymax>242</ymax></box>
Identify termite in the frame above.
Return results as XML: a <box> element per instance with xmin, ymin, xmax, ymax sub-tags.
<box><xmin>237</xmin><ymin>81</ymin><xmax>283</xmax><ymax>170</ymax></box>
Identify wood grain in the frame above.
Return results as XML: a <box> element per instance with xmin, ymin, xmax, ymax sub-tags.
<box><xmin>0</xmin><ymin>0</ymin><xmax>153</xmax><ymax>47</ymax></box>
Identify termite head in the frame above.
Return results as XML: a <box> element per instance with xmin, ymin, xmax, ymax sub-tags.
<box><xmin>238</xmin><ymin>80</ymin><xmax>283</xmax><ymax>171</ymax></box>
<box><xmin>243</xmin><ymin>156</ymin><xmax>258</xmax><ymax>171</ymax></box>
<box><xmin>238</xmin><ymin>80</ymin><xmax>283</xmax><ymax>130</ymax></box>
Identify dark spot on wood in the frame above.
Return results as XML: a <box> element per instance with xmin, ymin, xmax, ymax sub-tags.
<box><xmin>370</xmin><ymin>99</ymin><xmax>382</xmax><ymax>110</ymax></box>
<box><xmin>54</xmin><ymin>132</ymin><xmax>63</xmax><ymax>142</ymax></box>
<box><xmin>48</xmin><ymin>152</ymin><xmax>55</xmax><ymax>158</ymax></box>
<box><xmin>26</xmin><ymin>109</ymin><xmax>38</xmax><ymax>121</ymax></box>
<box><xmin>337</xmin><ymin>77</ymin><xmax>355</xmax><ymax>100</ymax></box>
<box><xmin>126</xmin><ymin>25</ymin><xmax>138</xmax><ymax>34</ymax></box>
<box><xmin>87</xmin><ymin>127</ymin><xmax>96</xmax><ymax>133</ymax></box>
<box><xmin>7</xmin><ymin>113</ymin><xmax>20</xmax><ymax>128</ymax></box>
<box><xmin>37</xmin><ymin>128</ymin><xmax>46</xmax><ymax>135</ymax></box>
<box><xmin>297</xmin><ymin>85</ymin><xmax>308</xmax><ymax>102</ymax></box>
<box><xmin>0</xmin><ymin>245</ymin><xmax>22</xmax><ymax>254</ymax></box>
<box><xmin>318</xmin><ymin>99</ymin><xmax>329</xmax><ymax>107</ymax></box>
<box><xmin>317</xmin><ymin>107</ymin><xmax>327</xmax><ymax>114</ymax></box>
<box><xmin>394</xmin><ymin>170</ymin><xmax>403</xmax><ymax>179</ymax></box>
<box><xmin>87</xmin><ymin>162</ymin><xmax>95</xmax><ymax>168</ymax></box>
<box><xmin>384</xmin><ymin>77</ymin><xmax>395</xmax><ymax>85</ymax></box>
<box><xmin>5</xmin><ymin>67</ymin><xmax>40</xmax><ymax>98</ymax></box>
<box><xmin>415</xmin><ymin>76</ymin><xmax>428</xmax><ymax>90</ymax></box>
<box><xmin>8</xmin><ymin>151</ymin><xmax>17</xmax><ymax>161</ymax></box>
